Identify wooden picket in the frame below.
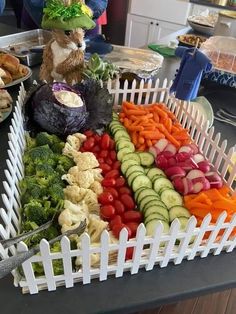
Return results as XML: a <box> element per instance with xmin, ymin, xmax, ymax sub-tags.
<box><xmin>0</xmin><ymin>79</ymin><xmax>236</xmax><ymax>294</ymax></box>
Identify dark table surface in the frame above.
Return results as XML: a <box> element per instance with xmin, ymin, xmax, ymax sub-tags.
<box><xmin>0</xmin><ymin>23</ymin><xmax>236</xmax><ymax>314</ymax></box>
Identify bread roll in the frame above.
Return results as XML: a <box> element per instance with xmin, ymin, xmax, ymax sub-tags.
<box><xmin>12</xmin><ymin>64</ymin><xmax>28</xmax><ymax>80</ymax></box>
<box><xmin>0</xmin><ymin>53</ymin><xmax>20</xmax><ymax>74</ymax></box>
<box><xmin>1</xmin><ymin>69</ymin><xmax>13</xmax><ymax>85</ymax></box>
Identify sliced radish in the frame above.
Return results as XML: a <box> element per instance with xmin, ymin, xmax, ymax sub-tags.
<box><xmin>197</xmin><ymin>160</ymin><xmax>211</xmax><ymax>173</ymax></box>
<box><xmin>205</xmin><ymin>172</ymin><xmax>223</xmax><ymax>188</ymax></box>
<box><xmin>173</xmin><ymin>177</ymin><xmax>184</xmax><ymax>194</ymax></box>
<box><xmin>165</xmin><ymin>166</ymin><xmax>186</xmax><ymax>179</ymax></box>
<box><xmin>161</xmin><ymin>151</ymin><xmax>175</xmax><ymax>159</ymax></box>
<box><xmin>192</xmin><ymin>177</ymin><xmax>210</xmax><ymax>193</ymax></box>
<box><xmin>176</xmin><ymin>159</ymin><xmax>198</xmax><ymax>171</ymax></box>
<box><xmin>164</xmin><ymin>143</ymin><xmax>177</xmax><ymax>155</ymax></box>
<box><xmin>155</xmin><ymin>155</ymin><xmax>168</xmax><ymax>169</ymax></box>
<box><xmin>192</xmin><ymin>154</ymin><xmax>205</xmax><ymax>164</ymax></box>
<box><xmin>149</xmin><ymin>147</ymin><xmax>158</xmax><ymax>158</ymax></box>
<box><xmin>189</xmin><ymin>143</ymin><xmax>199</xmax><ymax>155</ymax></box>
<box><xmin>182</xmin><ymin>177</ymin><xmax>194</xmax><ymax>195</ymax></box>
<box><xmin>176</xmin><ymin>152</ymin><xmax>192</xmax><ymax>162</ymax></box>
<box><xmin>186</xmin><ymin>169</ymin><xmax>205</xmax><ymax>180</ymax></box>
<box><xmin>167</xmin><ymin>157</ymin><xmax>177</xmax><ymax>167</ymax></box>
<box><xmin>154</xmin><ymin>139</ymin><xmax>169</xmax><ymax>154</ymax></box>
<box><xmin>178</xmin><ymin>145</ymin><xmax>194</xmax><ymax>155</ymax></box>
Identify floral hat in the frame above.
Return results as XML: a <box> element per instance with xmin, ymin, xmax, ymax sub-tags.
<box><xmin>42</xmin><ymin>0</ymin><xmax>96</xmax><ymax>30</ymax></box>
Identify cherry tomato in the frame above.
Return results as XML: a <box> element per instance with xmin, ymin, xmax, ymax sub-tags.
<box><xmin>105</xmin><ymin>170</ymin><xmax>120</xmax><ymax>180</ymax></box>
<box><xmin>101</xmin><ymin>133</ymin><xmax>110</xmax><ymax>150</ymax></box>
<box><xmin>123</xmin><ymin>211</ymin><xmax>142</xmax><ymax>223</ymax></box>
<box><xmin>102</xmin><ymin>178</ymin><xmax>116</xmax><ymax>187</ymax></box>
<box><xmin>115</xmin><ymin>176</ymin><xmax>126</xmax><ymax>188</ymax></box>
<box><xmin>83</xmin><ymin>138</ymin><xmax>95</xmax><ymax>151</ymax></box>
<box><xmin>112</xmin><ymin>223</ymin><xmax>132</xmax><ymax>239</ymax></box>
<box><xmin>99</xmin><ymin>150</ymin><xmax>108</xmax><ymax>158</ymax></box>
<box><xmin>109</xmin><ymin>150</ymin><xmax>117</xmax><ymax>161</ymax></box>
<box><xmin>106</xmin><ymin>158</ymin><xmax>113</xmax><ymax>166</ymax></box>
<box><xmin>104</xmin><ymin>187</ymin><xmax>119</xmax><ymax>199</ymax></box>
<box><xmin>109</xmin><ymin>139</ymin><xmax>115</xmax><ymax>150</ymax></box>
<box><xmin>84</xmin><ymin>130</ymin><xmax>94</xmax><ymax>137</ymax></box>
<box><xmin>91</xmin><ymin>145</ymin><xmax>100</xmax><ymax>153</ymax></box>
<box><xmin>109</xmin><ymin>215</ymin><xmax>122</xmax><ymax>229</ymax></box>
<box><xmin>94</xmin><ymin>134</ymin><xmax>101</xmax><ymax>143</ymax></box>
<box><xmin>114</xmin><ymin>200</ymin><xmax>125</xmax><ymax>215</ymax></box>
<box><xmin>98</xmin><ymin>191</ymin><xmax>114</xmax><ymax>205</ymax></box>
<box><xmin>119</xmin><ymin>187</ymin><xmax>132</xmax><ymax>195</ymax></box>
<box><xmin>125</xmin><ymin>247</ymin><xmax>134</xmax><ymax>260</ymax></box>
<box><xmin>125</xmin><ymin>222</ymin><xmax>139</xmax><ymax>237</ymax></box>
<box><xmin>97</xmin><ymin>157</ymin><xmax>104</xmax><ymax>164</ymax></box>
<box><xmin>80</xmin><ymin>147</ymin><xmax>86</xmax><ymax>152</ymax></box>
<box><xmin>100</xmin><ymin>163</ymin><xmax>111</xmax><ymax>174</ymax></box>
<box><xmin>120</xmin><ymin>194</ymin><xmax>135</xmax><ymax>211</ymax></box>
<box><xmin>112</xmin><ymin>160</ymin><xmax>121</xmax><ymax>170</ymax></box>
<box><xmin>100</xmin><ymin>205</ymin><xmax>115</xmax><ymax>220</ymax></box>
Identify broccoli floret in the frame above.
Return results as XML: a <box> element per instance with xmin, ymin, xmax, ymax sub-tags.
<box><xmin>23</xmin><ymin>200</ymin><xmax>48</xmax><ymax>226</ymax></box>
<box><xmin>24</xmin><ymin>163</ymin><xmax>36</xmax><ymax>176</ymax></box>
<box><xmin>22</xmin><ymin>220</ymin><xmax>39</xmax><ymax>232</ymax></box>
<box><xmin>24</xmin><ymin>225</ymin><xmax>59</xmax><ymax>248</ymax></box>
<box><xmin>48</xmin><ymin>184</ymin><xmax>64</xmax><ymax>205</ymax></box>
<box><xmin>51</xmin><ymin>142</ymin><xmax>65</xmax><ymax>154</ymax></box>
<box><xmin>35</xmin><ymin>132</ymin><xmax>62</xmax><ymax>147</ymax></box>
<box><xmin>25</xmin><ymin>134</ymin><xmax>37</xmax><ymax>150</ymax></box>
<box><xmin>35</xmin><ymin>164</ymin><xmax>55</xmax><ymax>177</ymax></box>
<box><xmin>56</xmin><ymin>155</ymin><xmax>74</xmax><ymax>173</ymax></box>
<box><xmin>20</xmin><ymin>177</ymin><xmax>47</xmax><ymax>205</ymax></box>
<box><xmin>23</xmin><ymin>145</ymin><xmax>55</xmax><ymax>166</ymax></box>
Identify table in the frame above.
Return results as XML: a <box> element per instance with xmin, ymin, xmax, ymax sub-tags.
<box><xmin>0</xmin><ymin>23</ymin><xmax>236</xmax><ymax>314</ymax></box>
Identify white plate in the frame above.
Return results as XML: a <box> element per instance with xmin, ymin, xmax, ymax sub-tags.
<box><xmin>4</xmin><ymin>65</ymin><xmax>32</xmax><ymax>88</ymax></box>
<box><xmin>189</xmin><ymin>96</ymin><xmax>214</xmax><ymax>128</ymax></box>
<box><xmin>0</xmin><ymin>103</ymin><xmax>12</xmax><ymax>123</ymax></box>
<box><xmin>188</xmin><ymin>19</ymin><xmax>214</xmax><ymax>36</ymax></box>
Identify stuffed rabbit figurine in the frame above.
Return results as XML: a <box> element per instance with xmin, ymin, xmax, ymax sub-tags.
<box><xmin>40</xmin><ymin>0</ymin><xmax>95</xmax><ymax>84</ymax></box>
<box><xmin>40</xmin><ymin>28</ymin><xmax>85</xmax><ymax>84</ymax></box>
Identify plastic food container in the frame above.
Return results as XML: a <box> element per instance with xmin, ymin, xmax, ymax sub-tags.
<box><xmin>200</xmin><ymin>36</ymin><xmax>236</xmax><ymax>88</ymax></box>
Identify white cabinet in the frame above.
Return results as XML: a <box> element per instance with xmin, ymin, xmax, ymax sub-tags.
<box><xmin>125</xmin><ymin>14</ymin><xmax>183</xmax><ymax>48</ymax></box>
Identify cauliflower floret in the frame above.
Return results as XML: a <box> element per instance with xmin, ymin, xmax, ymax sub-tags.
<box><xmin>73</xmin><ymin>152</ymin><xmax>99</xmax><ymax>171</ymax></box>
<box><xmin>68</xmin><ymin>167</ymin><xmax>95</xmax><ymax>189</ymax></box>
<box><xmin>61</xmin><ymin>221</ymin><xmax>88</xmax><ymax>242</ymax></box>
<box><xmin>64</xmin><ymin>200</ymin><xmax>89</xmax><ymax>216</ymax></box>
<box><xmin>64</xmin><ymin>186</ymin><xmax>88</xmax><ymax>203</ymax></box>
<box><xmin>88</xmin><ymin>214</ymin><xmax>108</xmax><ymax>243</ymax></box>
<box><xmin>66</xmin><ymin>133</ymin><xmax>86</xmax><ymax>151</ymax></box>
<box><xmin>62</xmin><ymin>142</ymin><xmax>79</xmax><ymax>159</ymax></box>
<box><xmin>61</xmin><ymin>173</ymin><xmax>77</xmax><ymax>185</ymax></box>
<box><xmin>83</xmin><ymin>190</ymin><xmax>100</xmax><ymax>213</ymax></box>
<box><xmin>90</xmin><ymin>181</ymin><xmax>103</xmax><ymax>195</ymax></box>
<box><xmin>90</xmin><ymin>169</ymin><xmax>103</xmax><ymax>182</ymax></box>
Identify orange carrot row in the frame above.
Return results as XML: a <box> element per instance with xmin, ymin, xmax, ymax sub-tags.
<box><xmin>119</xmin><ymin>101</ymin><xmax>191</xmax><ymax>151</ymax></box>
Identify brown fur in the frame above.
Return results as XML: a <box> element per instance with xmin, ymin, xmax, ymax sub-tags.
<box><xmin>40</xmin><ymin>28</ymin><xmax>85</xmax><ymax>84</ymax></box>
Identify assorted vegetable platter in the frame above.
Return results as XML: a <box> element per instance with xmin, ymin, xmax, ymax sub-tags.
<box><xmin>1</xmin><ymin>77</ymin><xmax>235</xmax><ymax>294</ymax></box>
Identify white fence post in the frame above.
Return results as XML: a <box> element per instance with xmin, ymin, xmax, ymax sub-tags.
<box><xmin>81</xmin><ymin>233</ymin><xmax>91</xmax><ymax>284</ymax></box>
<box><xmin>116</xmin><ymin>228</ymin><xmax>129</xmax><ymax>278</ymax></box>
<box><xmin>60</xmin><ymin>237</ymin><xmax>74</xmax><ymax>288</ymax></box>
<box><xmin>99</xmin><ymin>230</ymin><xmax>110</xmax><ymax>281</ymax></box>
<box><xmin>131</xmin><ymin>224</ymin><xmax>146</xmax><ymax>274</ymax></box>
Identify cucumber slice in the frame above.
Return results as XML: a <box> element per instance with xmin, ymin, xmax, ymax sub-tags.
<box><xmin>169</xmin><ymin>206</ymin><xmax>191</xmax><ymax>222</ymax></box>
<box><xmin>144</xmin><ymin>167</ymin><xmax>152</xmax><ymax>174</ymax></box>
<box><xmin>137</xmin><ymin>189</ymin><xmax>159</xmax><ymax>204</ymax></box>
<box><xmin>122</xmin><ymin>153</ymin><xmax>141</xmax><ymax>163</ymax></box>
<box><xmin>127</xmin><ymin>171</ymin><xmax>144</xmax><ymax>186</ymax></box>
<box><xmin>146</xmin><ymin>219</ymin><xmax>170</xmax><ymax>236</ymax></box>
<box><xmin>147</xmin><ymin>168</ymin><xmax>166</xmax><ymax>180</ymax></box>
<box><xmin>143</xmin><ymin>200</ymin><xmax>167</xmax><ymax>212</ymax></box>
<box><xmin>117</xmin><ymin>141</ymin><xmax>135</xmax><ymax>151</ymax></box>
<box><xmin>111</xmin><ymin>126</ymin><xmax>126</xmax><ymax>135</ymax></box>
<box><xmin>114</xmin><ymin>130</ymin><xmax>130</xmax><ymax>141</ymax></box>
<box><xmin>117</xmin><ymin>147</ymin><xmax>134</xmax><ymax>161</ymax></box>
<box><xmin>138</xmin><ymin>152</ymin><xmax>155</xmax><ymax>167</ymax></box>
<box><xmin>145</xmin><ymin>213</ymin><xmax>167</xmax><ymax>224</ymax></box>
<box><xmin>121</xmin><ymin>159</ymin><xmax>140</xmax><ymax>175</ymax></box>
<box><xmin>132</xmin><ymin>175</ymin><xmax>152</xmax><ymax>192</ymax></box>
<box><xmin>150</xmin><ymin>174</ymin><xmax>166</xmax><ymax>183</ymax></box>
<box><xmin>160</xmin><ymin>189</ymin><xmax>183</xmax><ymax>209</ymax></box>
<box><xmin>153</xmin><ymin>177</ymin><xmax>173</xmax><ymax>194</ymax></box>
<box><xmin>139</xmin><ymin>195</ymin><xmax>160</xmax><ymax>212</ymax></box>
<box><xmin>112</xmin><ymin>112</ymin><xmax>119</xmax><ymax>120</ymax></box>
<box><xmin>134</xmin><ymin>187</ymin><xmax>147</xmax><ymax>202</ymax></box>
<box><xmin>126</xmin><ymin>165</ymin><xmax>144</xmax><ymax>178</ymax></box>
<box><xmin>144</xmin><ymin>205</ymin><xmax>169</xmax><ymax>222</ymax></box>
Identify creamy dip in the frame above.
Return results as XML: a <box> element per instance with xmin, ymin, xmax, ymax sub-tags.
<box><xmin>54</xmin><ymin>90</ymin><xmax>83</xmax><ymax>108</ymax></box>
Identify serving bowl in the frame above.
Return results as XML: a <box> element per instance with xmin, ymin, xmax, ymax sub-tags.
<box><xmin>188</xmin><ymin>19</ymin><xmax>215</xmax><ymax>36</ymax></box>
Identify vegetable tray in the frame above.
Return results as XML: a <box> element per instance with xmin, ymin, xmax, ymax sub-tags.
<box><xmin>0</xmin><ymin>79</ymin><xmax>235</xmax><ymax>294</ymax></box>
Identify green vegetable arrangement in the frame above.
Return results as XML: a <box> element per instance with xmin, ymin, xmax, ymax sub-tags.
<box><xmin>20</xmin><ymin>132</ymin><xmax>74</xmax><ymax>248</ymax></box>
<box><xmin>83</xmin><ymin>53</ymin><xmax>119</xmax><ymax>82</ymax></box>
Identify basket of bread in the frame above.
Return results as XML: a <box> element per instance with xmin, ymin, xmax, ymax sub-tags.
<box><xmin>0</xmin><ymin>53</ymin><xmax>32</xmax><ymax>88</ymax></box>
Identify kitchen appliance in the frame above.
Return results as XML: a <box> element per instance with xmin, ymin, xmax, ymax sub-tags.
<box><xmin>214</xmin><ymin>10</ymin><xmax>236</xmax><ymax>37</ymax></box>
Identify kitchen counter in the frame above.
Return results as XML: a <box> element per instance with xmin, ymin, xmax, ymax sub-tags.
<box><xmin>0</xmin><ymin>23</ymin><xmax>236</xmax><ymax>314</ymax></box>
<box><xmin>190</xmin><ymin>0</ymin><xmax>236</xmax><ymax>11</ymax></box>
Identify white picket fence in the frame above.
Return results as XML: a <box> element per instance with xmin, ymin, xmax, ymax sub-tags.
<box><xmin>0</xmin><ymin>78</ymin><xmax>236</xmax><ymax>294</ymax></box>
